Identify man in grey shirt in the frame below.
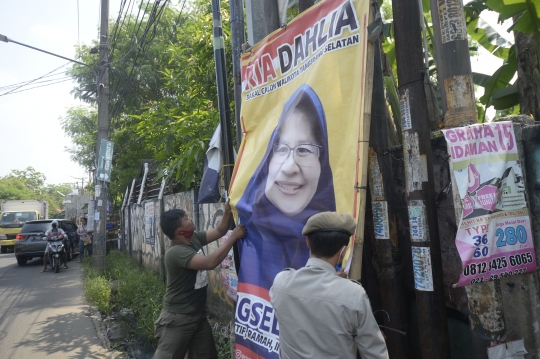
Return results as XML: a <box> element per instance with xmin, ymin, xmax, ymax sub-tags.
<box><xmin>270</xmin><ymin>212</ymin><xmax>388</xmax><ymax>359</ymax></box>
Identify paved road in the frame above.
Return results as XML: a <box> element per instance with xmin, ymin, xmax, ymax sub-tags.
<box><xmin>0</xmin><ymin>251</ymin><xmax>118</xmax><ymax>359</ymax></box>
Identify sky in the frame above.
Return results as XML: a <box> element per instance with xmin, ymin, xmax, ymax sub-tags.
<box><xmin>0</xmin><ymin>1</ymin><xmax>512</xmax><ymax>186</ymax></box>
<box><xmin>0</xmin><ymin>0</ymin><xmax>121</xmax><ymax>186</ymax></box>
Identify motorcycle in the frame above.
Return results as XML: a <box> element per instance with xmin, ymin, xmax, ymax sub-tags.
<box><xmin>43</xmin><ymin>234</ymin><xmax>65</xmax><ymax>273</ymax></box>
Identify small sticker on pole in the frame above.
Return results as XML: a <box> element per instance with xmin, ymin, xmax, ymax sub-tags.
<box><xmin>372</xmin><ymin>201</ymin><xmax>390</xmax><ymax>239</ymax></box>
<box><xmin>412</xmin><ymin>247</ymin><xmax>434</xmax><ymax>291</ymax></box>
<box><xmin>408</xmin><ymin>200</ymin><xmax>430</xmax><ymax>242</ymax></box>
<box><xmin>400</xmin><ymin>90</ymin><xmax>412</xmax><ymax>131</ymax></box>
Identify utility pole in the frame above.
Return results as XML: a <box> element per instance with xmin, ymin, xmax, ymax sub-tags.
<box><xmin>428</xmin><ymin>2</ymin><xmax>505</xmax><ymax>358</ymax></box>
<box><xmin>228</xmin><ymin>0</ymin><xmax>246</xmax><ymax>147</ymax></box>
<box><xmin>369</xmin><ymin>37</ymin><xmax>410</xmax><ymax>358</ymax></box>
<box><xmin>93</xmin><ymin>0</ymin><xmax>110</xmax><ymax>271</ymax></box>
<box><xmin>211</xmin><ymin>0</ymin><xmax>235</xmax><ymax>193</ymax></box>
<box><xmin>245</xmin><ymin>0</ymin><xmax>279</xmax><ymax>45</ymax></box>
<box><xmin>298</xmin><ymin>0</ymin><xmax>315</xmax><ymax>12</ymax></box>
<box><xmin>392</xmin><ymin>0</ymin><xmax>451</xmax><ymax>357</ymax></box>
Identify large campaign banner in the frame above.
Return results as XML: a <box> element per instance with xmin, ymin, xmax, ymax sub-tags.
<box><xmin>442</xmin><ymin>122</ymin><xmax>537</xmax><ymax>287</ymax></box>
<box><xmin>228</xmin><ymin>0</ymin><xmax>370</xmax><ymax>357</ymax></box>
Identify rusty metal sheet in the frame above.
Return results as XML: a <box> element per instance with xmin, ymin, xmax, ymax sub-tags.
<box><xmin>465</xmin><ymin>281</ymin><xmax>506</xmax><ymax>336</ymax></box>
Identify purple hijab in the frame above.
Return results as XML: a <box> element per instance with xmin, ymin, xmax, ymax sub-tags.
<box><xmin>236</xmin><ymin>84</ymin><xmax>336</xmax><ymax>289</ymax></box>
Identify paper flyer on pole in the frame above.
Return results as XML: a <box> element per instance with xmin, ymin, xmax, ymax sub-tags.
<box><xmin>442</xmin><ymin>122</ymin><xmax>537</xmax><ymax>287</ymax></box>
<box><xmin>144</xmin><ymin>202</ymin><xmax>155</xmax><ymax>245</ymax></box>
<box><xmin>228</xmin><ymin>0</ymin><xmax>370</xmax><ymax>357</ymax></box>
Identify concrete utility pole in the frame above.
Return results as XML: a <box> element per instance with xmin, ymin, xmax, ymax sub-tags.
<box><xmin>298</xmin><ymin>0</ymin><xmax>315</xmax><ymax>12</ymax></box>
<box><xmin>245</xmin><ymin>0</ymin><xmax>279</xmax><ymax>45</ymax></box>
<box><xmin>428</xmin><ymin>2</ymin><xmax>505</xmax><ymax>358</ymax></box>
<box><xmin>392</xmin><ymin>0</ymin><xmax>451</xmax><ymax>357</ymax></box>
<box><xmin>93</xmin><ymin>0</ymin><xmax>110</xmax><ymax>271</ymax></box>
<box><xmin>228</xmin><ymin>0</ymin><xmax>246</xmax><ymax>147</ymax></box>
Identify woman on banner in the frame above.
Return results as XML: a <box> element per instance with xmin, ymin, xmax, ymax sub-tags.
<box><xmin>236</xmin><ymin>84</ymin><xmax>336</xmax><ymax>290</ymax></box>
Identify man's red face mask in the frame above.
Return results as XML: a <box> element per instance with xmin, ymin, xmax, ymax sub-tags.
<box><xmin>179</xmin><ymin>231</ymin><xmax>194</xmax><ymax>238</ymax></box>
<box><xmin>178</xmin><ymin>216</ymin><xmax>194</xmax><ymax>238</ymax></box>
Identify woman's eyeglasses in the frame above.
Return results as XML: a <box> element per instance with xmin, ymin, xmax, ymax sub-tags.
<box><xmin>272</xmin><ymin>143</ymin><xmax>321</xmax><ymax>165</ymax></box>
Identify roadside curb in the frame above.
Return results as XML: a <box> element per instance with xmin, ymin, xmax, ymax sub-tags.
<box><xmin>87</xmin><ymin>305</ymin><xmax>128</xmax><ymax>358</ymax></box>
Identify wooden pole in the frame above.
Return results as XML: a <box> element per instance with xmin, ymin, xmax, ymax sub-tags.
<box><xmin>368</xmin><ymin>36</ymin><xmax>411</xmax><ymax>357</ymax></box>
<box><xmin>349</xmin><ymin>2</ymin><xmax>376</xmax><ymax>281</ymax></box>
<box><xmin>428</xmin><ymin>1</ymin><xmax>506</xmax><ymax>357</ymax></box>
<box><xmin>392</xmin><ymin>0</ymin><xmax>451</xmax><ymax>356</ymax></box>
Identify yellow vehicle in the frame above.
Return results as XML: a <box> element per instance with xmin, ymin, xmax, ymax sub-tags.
<box><xmin>0</xmin><ymin>200</ymin><xmax>48</xmax><ymax>253</ymax></box>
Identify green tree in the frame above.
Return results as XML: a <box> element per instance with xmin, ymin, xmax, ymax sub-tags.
<box><xmin>8</xmin><ymin>167</ymin><xmax>46</xmax><ymax>191</ymax></box>
<box><xmin>0</xmin><ymin>177</ymin><xmax>35</xmax><ymax>200</ymax></box>
<box><xmin>0</xmin><ymin>167</ymin><xmax>73</xmax><ymax>215</ymax></box>
<box><xmin>61</xmin><ymin>107</ymin><xmax>98</xmax><ymax>175</ymax></box>
<box><xmin>64</xmin><ymin>0</ymin><xmax>233</xmax><ymax>204</ymax></box>
<box><xmin>134</xmin><ymin>0</ymin><xmax>233</xmax><ymax>191</ymax></box>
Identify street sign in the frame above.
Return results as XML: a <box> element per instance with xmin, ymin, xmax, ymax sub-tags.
<box><xmin>97</xmin><ymin>139</ymin><xmax>114</xmax><ymax>182</ymax></box>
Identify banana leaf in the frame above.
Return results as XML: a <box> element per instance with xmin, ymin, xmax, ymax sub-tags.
<box><xmin>491</xmin><ymin>83</ymin><xmax>519</xmax><ymax>109</ymax></box>
<box><xmin>473</xmin><ymin>72</ymin><xmax>492</xmax><ymax>87</ymax></box>
<box><xmin>486</xmin><ymin>0</ymin><xmax>540</xmax><ymax>34</ymax></box>
<box><xmin>467</xmin><ymin>17</ymin><xmax>512</xmax><ymax>59</ymax></box>
<box><xmin>479</xmin><ymin>46</ymin><xmax>517</xmax><ymax>106</ymax></box>
<box><xmin>384</xmin><ymin>76</ymin><xmax>401</xmax><ymax>133</ymax></box>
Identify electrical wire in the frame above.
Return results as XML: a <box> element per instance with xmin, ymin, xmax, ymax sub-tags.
<box><xmin>0</xmin><ymin>75</ymin><xmax>76</xmax><ymax>91</ymax></box>
<box><xmin>0</xmin><ymin>62</ymin><xmax>71</xmax><ymax>96</ymax></box>
<box><xmin>0</xmin><ymin>78</ymin><xmax>73</xmax><ymax>97</ymax></box>
<box><xmin>111</xmin><ymin>0</ymin><xmax>175</xmax><ymax>118</ymax></box>
<box><xmin>0</xmin><ymin>72</ymin><xmax>68</xmax><ymax>91</ymax></box>
<box><xmin>109</xmin><ymin>0</ymin><xmax>172</xmax><ymax>121</ymax></box>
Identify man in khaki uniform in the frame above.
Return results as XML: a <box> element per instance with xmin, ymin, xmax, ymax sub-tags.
<box><xmin>270</xmin><ymin>212</ymin><xmax>388</xmax><ymax>359</ymax></box>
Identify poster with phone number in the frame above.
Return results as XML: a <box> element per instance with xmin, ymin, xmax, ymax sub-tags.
<box><xmin>442</xmin><ymin>122</ymin><xmax>537</xmax><ymax>287</ymax></box>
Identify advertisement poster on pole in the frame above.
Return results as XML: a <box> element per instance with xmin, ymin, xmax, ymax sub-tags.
<box><xmin>229</xmin><ymin>0</ymin><xmax>370</xmax><ymax>357</ymax></box>
<box><xmin>442</xmin><ymin>122</ymin><xmax>537</xmax><ymax>287</ymax></box>
<box><xmin>97</xmin><ymin>139</ymin><xmax>114</xmax><ymax>182</ymax></box>
<box><xmin>144</xmin><ymin>202</ymin><xmax>155</xmax><ymax>245</ymax></box>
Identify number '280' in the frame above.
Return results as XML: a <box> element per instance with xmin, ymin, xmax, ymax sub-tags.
<box><xmin>496</xmin><ymin>226</ymin><xmax>527</xmax><ymax>247</ymax></box>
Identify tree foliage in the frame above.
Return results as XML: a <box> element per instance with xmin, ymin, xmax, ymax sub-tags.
<box><xmin>0</xmin><ymin>167</ymin><xmax>73</xmax><ymax>216</ymax></box>
<box><xmin>64</xmin><ymin>0</ymin><xmax>233</xmax><ymax>204</ymax></box>
<box><xmin>379</xmin><ymin>0</ymin><xmax>539</xmax><ymax>122</ymax></box>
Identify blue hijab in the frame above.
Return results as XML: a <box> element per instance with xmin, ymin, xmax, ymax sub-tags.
<box><xmin>236</xmin><ymin>84</ymin><xmax>336</xmax><ymax>290</ymax></box>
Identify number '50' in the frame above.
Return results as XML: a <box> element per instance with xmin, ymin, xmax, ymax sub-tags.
<box><xmin>496</xmin><ymin>226</ymin><xmax>527</xmax><ymax>247</ymax></box>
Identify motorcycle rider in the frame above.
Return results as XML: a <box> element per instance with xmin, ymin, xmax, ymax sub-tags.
<box><xmin>41</xmin><ymin>220</ymin><xmax>69</xmax><ymax>272</ymax></box>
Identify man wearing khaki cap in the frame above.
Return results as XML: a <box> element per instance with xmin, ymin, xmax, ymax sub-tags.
<box><xmin>270</xmin><ymin>212</ymin><xmax>388</xmax><ymax>359</ymax></box>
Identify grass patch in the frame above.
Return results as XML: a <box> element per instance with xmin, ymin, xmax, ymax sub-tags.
<box><xmin>82</xmin><ymin>250</ymin><xmax>166</xmax><ymax>343</ymax></box>
<box><xmin>82</xmin><ymin>250</ymin><xmax>234</xmax><ymax>352</ymax></box>
<box><xmin>211</xmin><ymin>322</ymin><xmax>234</xmax><ymax>359</ymax></box>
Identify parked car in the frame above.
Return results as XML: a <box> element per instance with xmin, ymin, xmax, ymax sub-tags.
<box><xmin>14</xmin><ymin>219</ymin><xmax>80</xmax><ymax>266</ymax></box>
